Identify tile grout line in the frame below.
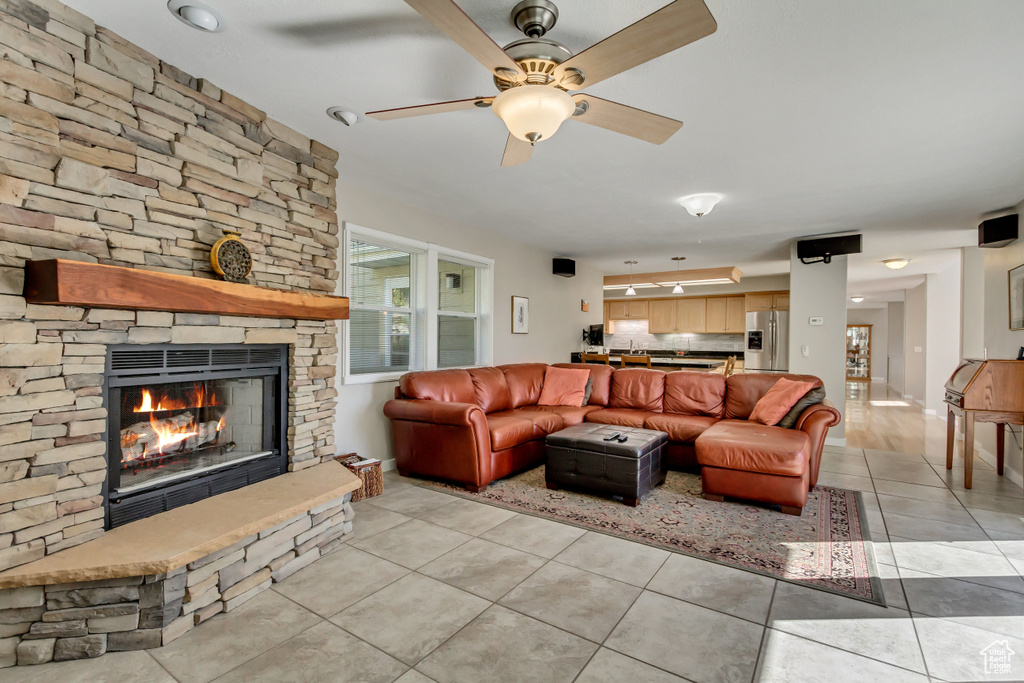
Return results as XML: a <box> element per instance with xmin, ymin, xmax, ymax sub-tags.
<box><xmin>748</xmin><ymin>580</ymin><xmax>777</xmax><ymax>683</ymax></box>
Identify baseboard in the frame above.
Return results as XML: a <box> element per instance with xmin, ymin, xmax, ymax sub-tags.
<box><xmin>914</xmin><ymin>399</ymin><xmax>924</xmax><ymax>407</ymax></box>
<box><xmin>381</xmin><ymin>458</ymin><xmax>396</xmax><ymax>472</ymax></box>
<box><xmin>825</xmin><ymin>436</ymin><xmax>847</xmax><ymax>448</ymax></box>
<box><xmin>903</xmin><ymin>393</ymin><xmax>913</xmax><ymax>400</ymax></box>
<box><xmin>974</xmin><ymin>443</ymin><xmax>1024</xmax><ymax>490</ymax></box>
<box><xmin>871</xmin><ymin>376</ymin><xmax>885</xmax><ymax>383</ymax></box>
<box><xmin>923</xmin><ymin>408</ymin><xmax>937</xmax><ymax>416</ymax></box>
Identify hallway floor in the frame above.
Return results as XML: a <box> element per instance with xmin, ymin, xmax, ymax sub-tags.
<box><xmin>2</xmin><ymin>382</ymin><xmax>1023</xmax><ymax>682</ymax></box>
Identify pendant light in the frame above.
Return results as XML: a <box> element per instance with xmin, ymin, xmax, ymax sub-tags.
<box><xmin>670</xmin><ymin>256</ymin><xmax>686</xmax><ymax>294</ymax></box>
<box><xmin>624</xmin><ymin>260</ymin><xmax>638</xmax><ymax>296</ymax></box>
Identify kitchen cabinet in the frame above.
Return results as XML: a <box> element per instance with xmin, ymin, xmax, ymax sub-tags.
<box><xmin>706</xmin><ymin>296</ymin><xmax>745</xmax><ymax>333</ymax></box>
<box><xmin>608</xmin><ymin>299</ymin><xmax>648</xmax><ymax>320</ymax></box>
<box><xmin>745</xmin><ymin>291</ymin><xmax>789</xmax><ymax>312</ymax></box>
<box><xmin>603</xmin><ymin>302</ymin><xmax>613</xmax><ymax>334</ymax></box>
<box><xmin>648</xmin><ymin>299</ymin><xmax>677</xmax><ymax>333</ymax></box>
<box><xmin>676</xmin><ymin>298</ymin><xmax>707</xmax><ymax>333</ymax></box>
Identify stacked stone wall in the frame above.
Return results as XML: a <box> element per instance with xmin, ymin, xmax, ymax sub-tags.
<box><xmin>0</xmin><ymin>0</ymin><xmax>341</xmax><ymax>573</ymax></box>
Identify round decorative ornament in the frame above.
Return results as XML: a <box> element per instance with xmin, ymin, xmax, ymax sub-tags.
<box><xmin>210</xmin><ymin>230</ymin><xmax>252</xmax><ymax>283</ymax></box>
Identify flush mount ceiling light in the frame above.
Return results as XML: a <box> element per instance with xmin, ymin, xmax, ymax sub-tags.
<box><xmin>491</xmin><ymin>85</ymin><xmax>575</xmax><ymax>144</ymax></box>
<box><xmin>678</xmin><ymin>193</ymin><xmax>722</xmax><ymax>218</ymax></box>
<box><xmin>883</xmin><ymin>258</ymin><xmax>910</xmax><ymax>270</ymax></box>
<box><xmin>167</xmin><ymin>1</ymin><xmax>225</xmax><ymax>32</ymax></box>
<box><xmin>670</xmin><ymin>256</ymin><xmax>686</xmax><ymax>294</ymax></box>
<box><xmin>326</xmin><ymin>107</ymin><xmax>359</xmax><ymax>126</ymax></box>
<box><xmin>850</xmin><ymin>296</ymin><xmax>865</xmax><ymax>303</ymax></box>
<box><xmin>624</xmin><ymin>260</ymin><xmax>638</xmax><ymax>296</ymax></box>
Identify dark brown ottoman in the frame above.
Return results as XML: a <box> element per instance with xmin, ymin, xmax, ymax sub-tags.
<box><xmin>545</xmin><ymin>424</ymin><xmax>668</xmax><ymax>506</ymax></box>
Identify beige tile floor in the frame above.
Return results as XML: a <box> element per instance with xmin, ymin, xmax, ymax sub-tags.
<box><xmin>2</xmin><ymin>382</ymin><xmax>1024</xmax><ymax>682</ymax></box>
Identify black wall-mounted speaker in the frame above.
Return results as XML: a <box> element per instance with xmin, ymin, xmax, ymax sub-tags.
<box><xmin>979</xmin><ymin>214</ymin><xmax>1018</xmax><ymax>248</ymax></box>
<box><xmin>797</xmin><ymin>234</ymin><xmax>863</xmax><ymax>264</ymax></box>
<box><xmin>553</xmin><ymin>258</ymin><xmax>575</xmax><ymax>278</ymax></box>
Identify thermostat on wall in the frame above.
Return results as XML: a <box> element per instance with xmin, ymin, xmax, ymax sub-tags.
<box><xmin>809</xmin><ymin>316</ymin><xmax>824</xmax><ymax>326</ymax></box>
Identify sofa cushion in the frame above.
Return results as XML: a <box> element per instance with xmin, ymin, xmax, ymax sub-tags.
<box><xmin>552</xmin><ymin>363</ymin><xmax>614</xmax><ymax>406</ymax></box>
<box><xmin>531</xmin><ymin>404</ymin><xmax>603</xmax><ymax>426</ymax></box>
<box><xmin>724</xmin><ymin>373</ymin><xmax>823</xmax><ymax>420</ymax></box>
<box><xmin>749</xmin><ymin>377</ymin><xmax>816</xmax><ymax>426</ymax></box>
<box><xmin>489</xmin><ymin>409</ymin><xmax>564</xmax><ymax>437</ymax></box>
<box><xmin>538</xmin><ymin>366</ymin><xmax>591</xmax><ymax>407</ymax></box>
<box><xmin>609</xmin><ymin>368</ymin><xmax>666</xmax><ymax>412</ymax></box>
<box><xmin>400</xmin><ymin>369</ymin><xmax>475</xmax><ymax>404</ymax></box>
<box><xmin>499</xmin><ymin>363</ymin><xmax>548</xmax><ymax>408</ymax></box>
<box><xmin>468</xmin><ymin>367</ymin><xmax>512</xmax><ymax>413</ymax></box>
<box><xmin>663</xmin><ymin>371</ymin><xmax>726</xmax><ymax>417</ymax></box>
<box><xmin>695</xmin><ymin>420</ymin><xmax>811</xmax><ymax>477</ymax></box>
<box><xmin>777</xmin><ymin>386</ymin><xmax>826</xmax><ymax>429</ymax></box>
<box><xmin>486</xmin><ymin>415</ymin><xmax>537</xmax><ymax>450</ymax></box>
<box><xmin>643</xmin><ymin>414</ymin><xmax>719</xmax><ymax>443</ymax></box>
<box><xmin>586</xmin><ymin>408</ymin><xmax>661</xmax><ymax>429</ymax></box>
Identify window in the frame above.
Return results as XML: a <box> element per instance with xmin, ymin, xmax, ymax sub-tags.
<box><xmin>343</xmin><ymin>225</ymin><xmax>493</xmax><ymax>383</ymax></box>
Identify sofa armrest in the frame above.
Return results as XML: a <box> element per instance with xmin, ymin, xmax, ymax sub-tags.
<box><xmin>384</xmin><ymin>399</ymin><xmax>485</xmax><ymax>427</ymax></box>
<box><xmin>383</xmin><ymin>399</ymin><xmax>493</xmax><ymax>488</ymax></box>
<box><xmin>795</xmin><ymin>399</ymin><xmax>841</xmax><ymax>488</ymax></box>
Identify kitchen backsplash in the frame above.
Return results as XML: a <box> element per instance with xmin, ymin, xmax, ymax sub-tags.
<box><xmin>601</xmin><ymin>319</ymin><xmax>745</xmax><ymax>353</ymax></box>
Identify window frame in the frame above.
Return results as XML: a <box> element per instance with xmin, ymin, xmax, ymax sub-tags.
<box><xmin>342</xmin><ymin>223</ymin><xmax>494</xmax><ymax>385</ymax></box>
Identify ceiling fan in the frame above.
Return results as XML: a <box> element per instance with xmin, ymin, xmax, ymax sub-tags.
<box><xmin>366</xmin><ymin>0</ymin><xmax>717</xmax><ymax>167</ymax></box>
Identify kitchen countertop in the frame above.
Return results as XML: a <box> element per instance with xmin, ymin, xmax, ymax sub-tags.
<box><xmin>608</xmin><ymin>355</ymin><xmax>724</xmax><ymax>368</ymax></box>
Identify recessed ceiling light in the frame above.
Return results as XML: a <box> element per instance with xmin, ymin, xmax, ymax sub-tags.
<box><xmin>850</xmin><ymin>296</ymin><xmax>865</xmax><ymax>303</ymax></box>
<box><xmin>327</xmin><ymin>107</ymin><xmax>359</xmax><ymax>126</ymax></box>
<box><xmin>883</xmin><ymin>258</ymin><xmax>910</xmax><ymax>270</ymax></box>
<box><xmin>167</xmin><ymin>1</ymin><xmax>225</xmax><ymax>32</ymax></box>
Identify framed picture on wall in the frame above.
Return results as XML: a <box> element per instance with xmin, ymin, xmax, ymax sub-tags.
<box><xmin>511</xmin><ymin>296</ymin><xmax>529</xmax><ymax>334</ymax></box>
<box><xmin>1010</xmin><ymin>264</ymin><xmax>1024</xmax><ymax>330</ymax></box>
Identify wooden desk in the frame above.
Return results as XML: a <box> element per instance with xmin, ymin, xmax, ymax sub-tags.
<box><xmin>944</xmin><ymin>359</ymin><xmax>1024</xmax><ymax>489</ymax></box>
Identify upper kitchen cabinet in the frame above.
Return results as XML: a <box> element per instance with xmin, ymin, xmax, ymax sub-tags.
<box><xmin>648</xmin><ymin>299</ymin><xmax>677</xmax><ymax>333</ymax></box>
<box><xmin>608</xmin><ymin>299</ymin><xmax>649</xmax><ymax>320</ymax></box>
<box><xmin>706</xmin><ymin>296</ymin><xmax>746</xmax><ymax>333</ymax></box>
<box><xmin>745</xmin><ymin>291</ymin><xmax>790</xmax><ymax>312</ymax></box>
<box><xmin>676</xmin><ymin>298</ymin><xmax>707</xmax><ymax>333</ymax></box>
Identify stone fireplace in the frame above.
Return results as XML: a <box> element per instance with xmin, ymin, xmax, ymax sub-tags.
<box><xmin>0</xmin><ymin>0</ymin><xmax>359</xmax><ymax>667</ymax></box>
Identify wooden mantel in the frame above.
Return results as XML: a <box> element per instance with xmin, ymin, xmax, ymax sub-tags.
<box><xmin>23</xmin><ymin>259</ymin><xmax>349</xmax><ymax>321</ymax></box>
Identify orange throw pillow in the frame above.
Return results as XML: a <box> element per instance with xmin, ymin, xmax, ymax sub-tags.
<box><xmin>537</xmin><ymin>366</ymin><xmax>591</xmax><ymax>407</ymax></box>
<box><xmin>749</xmin><ymin>377</ymin><xmax>816</xmax><ymax>426</ymax></box>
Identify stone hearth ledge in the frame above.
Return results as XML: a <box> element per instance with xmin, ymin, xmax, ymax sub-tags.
<box><xmin>0</xmin><ymin>462</ymin><xmax>360</xmax><ymax>590</ymax></box>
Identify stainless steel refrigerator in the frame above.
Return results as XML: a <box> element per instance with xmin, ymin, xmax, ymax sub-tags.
<box><xmin>745</xmin><ymin>310</ymin><xmax>789</xmax><ymax>372</ymax></box>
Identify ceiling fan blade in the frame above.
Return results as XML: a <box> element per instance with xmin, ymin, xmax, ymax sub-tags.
<box><xmin>500</xmin><ymin>134</ymin><xmax>533</xmax><ymax>167</ymax></box>
<box><xmin>404</xmin><ymin>0</ymin><xmax>522</xmax><ymax>78</ymax></box>
<box><xmin>366</xmin><ymin>97</ymin><xmax>493</xmax><ymax>121</ymax></box>
<box><xmin>556</xmin><ymin>0</ymin><xmax>716</xmax><ymax>88</ymax></box>
<box><xmin>571</xmin><ymin>95</ymin><xmax>682</xmax><ymax>144</ymax></box>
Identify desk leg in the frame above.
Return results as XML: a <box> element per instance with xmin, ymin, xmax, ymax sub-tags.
<box><xmin>996</xmin><ymin>423</ymin><xmax>1005</xmax><ymax>476</ymax></box>
<box><xmin>946</xmin><ymin>407</ymin><xmax>956</xmax><ymax>470</ymax></box>
<box><xmin>964</xmin><ymin>412</ymin><xmax>975</xmax><ymax>489</ymax></box>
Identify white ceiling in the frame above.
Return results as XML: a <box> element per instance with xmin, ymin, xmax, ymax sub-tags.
<box><xmin>68</xmin><ymin>0</ymin><xmax>1024</xmax><ymax>291</ymax></box>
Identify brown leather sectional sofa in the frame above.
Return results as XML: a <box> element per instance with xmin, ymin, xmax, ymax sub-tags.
<box><xmin>383</xmin><ymin>363</ymin><xmax>841</xmax><ymax>512</ymax></box>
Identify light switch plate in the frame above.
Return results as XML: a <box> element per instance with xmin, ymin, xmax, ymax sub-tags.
<box><xmin>809</xmin><ymin>316</ymin><xmax>824</xmax><ymax>326</ymax></box>
<box><xmin>801</xmin><ymin>345</ymin><xmax>810</xmax><ymax>357</ymax></box>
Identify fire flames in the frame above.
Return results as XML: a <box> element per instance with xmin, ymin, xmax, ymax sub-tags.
<box><xmin>121</xmin><ymin>384</ymin><xmax>226</xmax><ymax>463</ymax></box>
<box><xmin>133</xmin><ymin>383</ymin><xmax>219</xmax><ymax>413</ymax></box>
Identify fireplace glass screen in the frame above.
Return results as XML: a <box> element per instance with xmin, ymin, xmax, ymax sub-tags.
<box><xmin>118</xmin><ymin>377</ymin><xmax>267</xmax><ymax>492</ymax></box>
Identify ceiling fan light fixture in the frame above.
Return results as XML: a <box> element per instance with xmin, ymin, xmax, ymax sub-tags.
<box><xmin>883</xmin><ymin>258</ymin><xmax>910</xmax><ymax>270</ymax></box>
<box><xmin>679</xmin><ymin>193</ymin><xmax>722</xmax><ymax>218</ymax></box>
<box><xmin>492</xmin><ymin>85</ymin><xmax>575</xmax><ymax>143</ymax></box>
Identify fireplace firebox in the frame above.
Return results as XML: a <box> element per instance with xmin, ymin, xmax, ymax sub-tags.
<box><xmin>104</xmin><ymin>344</ymin><xmax>288</xmax><ymax>528</ymax></box>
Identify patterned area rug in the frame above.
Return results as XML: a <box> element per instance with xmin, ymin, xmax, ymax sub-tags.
<box><xmin>423</xmin><ymin>467</ymin><xmax>884</xmax><ymax>605</ymax></box>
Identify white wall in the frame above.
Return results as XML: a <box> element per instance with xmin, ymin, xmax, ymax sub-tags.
<box><xmin>925</xmin><ymin>259</ymin><xmax>962</xmax><ymax>416</ymax></box>
<box><xmin>967</xmin><ymin>199</ymin><xmax>1024</xmax><ymax>486</ymax></box>
<box><xmin>887</xmin><ymin>301</ymin><xmax>905</xmax><ymax>393</ymax></box>
<box><xmin>904</xmin><ymin>283</ymin><xmax>927</xmax><ymax>402</ymax></box>
<box><xmin>788</xmin><ymin>245</ymin><xmax>848</xmax><ymax>440</ymax></box>
<box><xmin>961</xmin><ymin>246</ymin><xmax>986</xmax><ymax>358</ymax></box>
<box><xmin>847</xmin><ymin>307</ymin><xmax>888</xmax><ymax>382</ymax></box>
<box><xmin>333</xmin><ymin>185</ymin><xmax>605</xmax><ymax>464</ymax></box>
